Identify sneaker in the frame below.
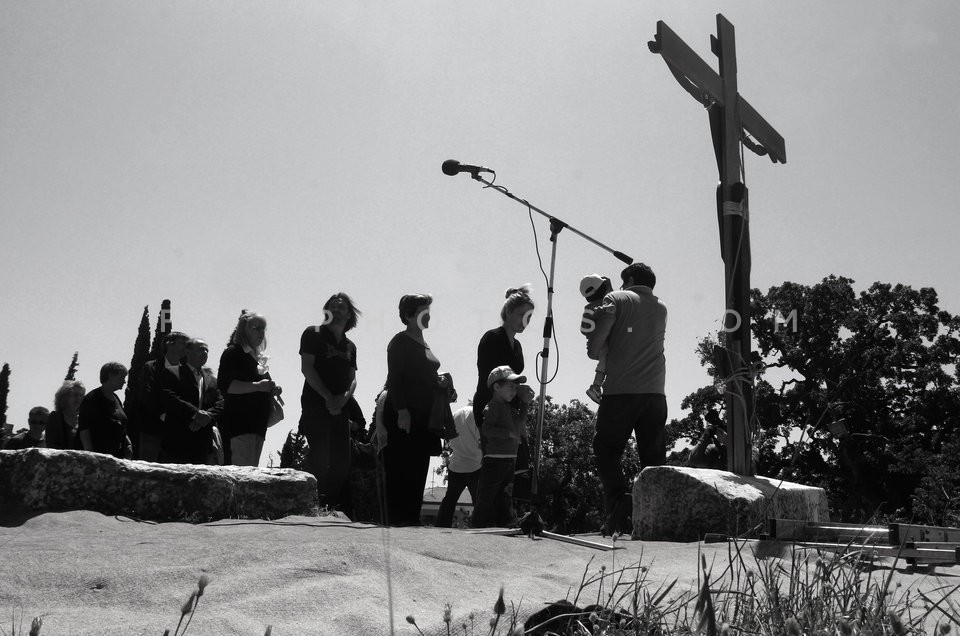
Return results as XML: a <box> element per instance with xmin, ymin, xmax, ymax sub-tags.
<box><xmin>586</xmin><ymin>384</ymin><xmax>602</xmax><ymax>404</ymax></box>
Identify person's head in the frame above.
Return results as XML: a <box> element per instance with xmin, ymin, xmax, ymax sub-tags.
<box><xmin>186</xmin><ymin>338</ymin><xmax>210</xmax><ymax>369</ymax></box>
<box><xmin>487</xmin><ymin>365</ymin><xmax>526</xmax><ymax>403</ymax></box>
<box><xmin>28</xmin><ymin>406</ymin><xmax>49</xmax><ymax>434</ymax></box>
<box><xmin>579</xmin><ymin>274</ymin><xmax>613</xmax><ymax>303</ymax></box>
<box><xmin>500</xmin><ymin>286</ymin><xmax>535</xmax><ymax>335</ymax></box>
<box><xmin>163</xmin><ymin>331</ymin><xmax>190</xmax><ymax>363</ymax></box>
<box><xmin>324</xmin><ymin>293</ymin><xmax>361</xmax><ymax>332</ymax></box>
<box><xmin>230</xmin><ymin>311</ymin><xmax>268</xmax><ymax>351</ymax></box>
<box><xmin>398</xmin><ymin>294</ymin><xmax>433</xmax><ymax>330</ymax></box>
<box><xmin>54</xmin><ymin>380</ymin><xmax>86</xmax><ymax>412</ymax></box>
<box><xmin>620</xmin><ymin>262</ymin><xmax>656</xmax><ymax>289</ymax></box>
<box><xmin>99</xmin><ymin>362</ymin><xmax>128</xmax><ymax>391</ymax></box>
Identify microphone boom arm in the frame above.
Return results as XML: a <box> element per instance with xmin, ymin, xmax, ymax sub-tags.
<box><xmin>470</xmin><ymin>173</ymin><xmax>633</xmax><ymax>265</ymax></box>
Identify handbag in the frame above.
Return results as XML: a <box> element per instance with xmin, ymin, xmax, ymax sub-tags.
<box><xmin>427</xmin><ymin>373</ymin><xmax>459</xmax><ymax>440</ymax></box>
<box><xmin>266</xmin><ymin>396</ymin><xmax>285</xmax><ymax>428</ymax></box>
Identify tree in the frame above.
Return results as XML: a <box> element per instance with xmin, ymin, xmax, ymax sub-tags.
<box><xmin>64</xmin><ymin>351</ymin><xmax>79</xmax><ymax>381</ymax></box>
<box><xmin>0</xmin><ymin>363</ymin><xmax>9</xmax><ymax>429</ymax></box>
<box><xmin>669</xmin><ymin>276</ymin><xmax>960</xmax><ymax>523</ymax></box>
<box><xmin>278</xmin><ymin>430</ymin><xmax>309</xmax><ymax>471</ymax></box>
<box><xmin>149</xmin><ymin>299</ymin><xmax>172</xmax><ymax>361</ymax></box>
<box><xmin>124</xmin><ymin>306</ymin><xmax>152</xmax><ymax>459</ymax></box>
<box><xmin>124</xmin><ymin>306</ymin><xmax>151</xmax><ymax>407</ymax></box>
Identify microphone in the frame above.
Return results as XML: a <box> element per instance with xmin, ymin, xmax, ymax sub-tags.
<box><xmin>441</xmin><ymin>159</ymin><xmax>493</xmax><ymax>176</ymax></box>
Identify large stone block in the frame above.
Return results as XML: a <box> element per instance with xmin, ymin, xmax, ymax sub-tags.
<box><xmin>0</xmin><ymin>448</ymin><xmax>317</xmax><ymax>522</ymax></box>
<box><xmin>633</xmin><ymin>466</ymin><xmax>829</xmax><ymax>541</ymax></box>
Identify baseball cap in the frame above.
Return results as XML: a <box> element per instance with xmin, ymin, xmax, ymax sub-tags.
<box><xmin>579</xmin><ymin>274</ymin><xmax>610</xmax><ymax>298</ymax></box>
<box><xmin>487</xmin><ymin>365</ymin><xmax>526</xmax><ymax>388</ymax></box>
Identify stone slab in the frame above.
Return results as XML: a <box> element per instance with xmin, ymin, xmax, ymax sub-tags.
<box><xmin>0</xmin><ymin>447</ymin><xmax>317</xmax><ymax>522</ymax></box>
<box><xmin>633</xmin><ymin>466</ymin><xmax>829</xmax><ymax>541</ymax></box>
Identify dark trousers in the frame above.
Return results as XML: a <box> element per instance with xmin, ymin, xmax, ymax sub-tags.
<box><xmin>472</xmin><ymin>456</ymin><xmax>517</xmax><ymax>528</ymax></box>
<box><xmin>300</xmin><ymin>406</ymin><xmax>353</xmax><ymax>516</ymax></box>
<box><xmin>382</xmin><ymin>431</ymin><xmax>433</xmax><ymax>526</ymax></box>
<box><xmin>593</xmin><ymin>393</ymin><xmax>667</xmax><ymax>517</ymax></box>
<box><xmin>436</xmin><ymin>468</ymin><xmax>480</xmax><ymax>528</ymax></box>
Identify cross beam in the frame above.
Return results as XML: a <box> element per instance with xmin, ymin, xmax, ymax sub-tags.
<box><xmin>649</xmin><ymin>14</ymin><xmax>786</xmax><ymax>475</ymax></box>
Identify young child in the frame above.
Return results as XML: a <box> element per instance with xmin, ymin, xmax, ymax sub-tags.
<box><xmin>472</xmin><ymin>365</ymin><xmax>529</xmax><ymax>528</ymax></box>
<box><xmin>579</xmin><ymin>274</ymin><xmax>614</xmax><ymax>404</ymax></box>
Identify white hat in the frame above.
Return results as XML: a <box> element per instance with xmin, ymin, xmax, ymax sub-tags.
<box><xmin>487</xmin><ymin>365</ymin><xmax>526</xmax><ymax>388</ymax></box>
<box><xmin>579</xmin><ymin>274</ymin><xmax>610</xmax><ymax>298</ymax></box>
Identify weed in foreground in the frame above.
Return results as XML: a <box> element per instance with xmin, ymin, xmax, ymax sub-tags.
<box><xmin>418</xmin><ymin>540</ymin><xmax>960</xmax><ymax>635</ymax></box>
<box><xmin>0</xmin><ymin>610</ymin><xmax>42</xmax><ymax>636</ymax></box>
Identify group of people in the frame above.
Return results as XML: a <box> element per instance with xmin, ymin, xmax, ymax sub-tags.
<box><xmin>385</xmin><ymin>260</ymin><xmax>668</xmax><ymax>534</ymax></box>
<box><xmin>5</xmin><ymin>261</ymin><xmax>668</xmax><ymax>534</ymax></box>
<box><xmin>3</xmin><ymin>311</ymin><xmax>281</xmax><ymax>469</ymax></box>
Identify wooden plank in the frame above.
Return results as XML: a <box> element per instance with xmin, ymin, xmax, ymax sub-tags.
<box><xmin>653</xmin><ymin>20</ymin><xmax>724</xmax><ymax>106</ymax></box>
<box><xmin>541</xmin><ymin>531</ymin><xmax>619</xmax><ymax>551</ymax></box>
<box><xmin>890</xmin><ymin>523</ymin><xmax>960</xmax><ymax>545</ymax></box>
<box><xmin>465</xmin><ymin>528</ymin><xmax>617</xmax><ymax>550</ymax></box>
<box><xmin>905</xmin><ymin>541</ymin><xmax>960</xmax><ymax>551</ymax></box>
<box><xmin>791</xmin><ymin>541</ymin><xmax>959</xmax><ymax>565</ymax></box>
<box><xmin>739</xmin><ymin>97</ymin><xmax>787</xmax><ymax>163</ymax></box>
<box><xmin>769</xmin><ymin>519</ymin><xmax>889</xmax><ymax>543</ymax></box>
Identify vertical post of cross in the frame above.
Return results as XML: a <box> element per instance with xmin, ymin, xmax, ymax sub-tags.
<box><xmin>649</xmin><ymin>13</ymin><xmax>785</xmax><ymax>476</ymax></box>
<box><xmin>713</xmin><ymin>15</ymin><xmax>753</xmax><ymax>475</ymax></box>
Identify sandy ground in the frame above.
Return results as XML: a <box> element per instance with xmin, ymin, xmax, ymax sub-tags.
<box><xmin>1</xmin><ymin>511</ymin><xmax>957</xmax><ymax>635</ymax></box>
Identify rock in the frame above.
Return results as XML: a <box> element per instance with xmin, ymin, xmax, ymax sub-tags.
<box><xmin>632</xmin><ymin>466</ymin><xmax>829</xmax><ymax>541</ymax></box>
<box><xmin>0</xmin><ymin>448</ymin><xmax>318</xmax><ymax>522</ymax></box>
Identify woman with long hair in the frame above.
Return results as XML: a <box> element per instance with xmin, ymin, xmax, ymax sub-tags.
<box><xmin>217</xmin><ymin>310</ymin><xmax>282</xmax><ymax>466</ymax></box>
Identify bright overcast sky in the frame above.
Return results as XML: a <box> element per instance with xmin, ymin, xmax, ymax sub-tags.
<box><xmin>2</xmin><ymin>2</ymin><xmax>959</xmax><ymax>466</ymax></box>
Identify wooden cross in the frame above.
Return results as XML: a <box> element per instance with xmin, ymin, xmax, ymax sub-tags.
<box><xmin>649</xmin><ymin>14</ymin><xmax>786</xmax><ymax>476</ymax></box>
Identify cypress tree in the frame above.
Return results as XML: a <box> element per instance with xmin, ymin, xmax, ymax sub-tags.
<box><xmin>149</xmin><ymin>299</ymin><xmax>172</xmax><ymax>361</ymax></box>
<box><xmin>0</xmin><ymin>363</ymin><xmax>9</xmax><ymax>428</ymax></box>
<box><xmin>125</xmin><ymin>305</ymin><xmax>153</xmax><ymax>460</ymax></box>
<box><xmin>64</xmin><ymin>351</ymin><xmax>79</xmax><ymax>381</ymax></box>
<box><xmin>124</xmin><ymin>306</ymin><xmax>151</xmax><ymax>411</ymax></box>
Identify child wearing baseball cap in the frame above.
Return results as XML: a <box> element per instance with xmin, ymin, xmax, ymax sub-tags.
<box><xmin>579</xmin><ymin>274</ymin><xmax>614</xmax><ymax>404</ymax></box>
<box><xmin>472</xmin><ymin>365</ymin><xmax>530</xmax><ymax>528</ymax></box>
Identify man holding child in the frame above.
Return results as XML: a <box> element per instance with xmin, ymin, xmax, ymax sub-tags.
<box><xmin>586</xmin><ymin>262</ymin><xmax>668</xmax><ymax>536</ymax></box>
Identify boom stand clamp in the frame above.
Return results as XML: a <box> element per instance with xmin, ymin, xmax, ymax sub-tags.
<box><xmin>468</xmin><ymin>172</ymin><xmax>632</xmax><ymax>545</ymax></box>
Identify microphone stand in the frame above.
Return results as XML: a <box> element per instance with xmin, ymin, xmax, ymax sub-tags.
<box><xmin>465</xmin><ymin>172</ymin><xmax>632</xmax><ymax>546</ymax></box>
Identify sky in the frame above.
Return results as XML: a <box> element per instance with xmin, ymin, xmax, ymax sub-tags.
<box><xmin>2</xmin><ymin>2</ymin><xmax>959</xmax><ymax>468</ymax></box>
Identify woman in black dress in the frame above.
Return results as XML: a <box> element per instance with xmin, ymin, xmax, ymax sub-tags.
<box><xmin>382</xmin><ymin>293</ymin><xmax>446</xmax><ymax>526</ymax></box>
<box><xmin>217</xmin><ymin>311</ymin><xmax>282</xmax><ymax>466</ymax></box>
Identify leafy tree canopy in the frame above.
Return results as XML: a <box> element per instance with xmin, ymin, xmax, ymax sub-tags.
<box><xmin>668</xmin><ymin>275</ymin><xmax>960</xmax><ymax>524</ymax></box>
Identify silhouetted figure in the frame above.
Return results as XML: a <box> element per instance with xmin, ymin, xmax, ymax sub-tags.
<box><xmin>299</xmin><ymin>293</ymin><xmax>361</xmax><ymax>515</ymax></box>
<box><xmin>587</xmin><ymin>262</ymin><xmax>667</xmax><ymax>536</ymax></box>
<box><xmin>3</xmin><ymin>407</ymin><xmax>49</xmax><ymax>450</ymax></box>
<box><xmin>78</xmin><ymin>362</ymin><xmax>132</xmax><ymax>459</ymax></box>
<box><xmin>160</xmin><ymin>338</ymin><xmax>224</xmax><ymax>464</ymax></box>
<box><xmin>138</xmin><ymin>331</ymin><xmax>190</xmax><ymax>462</ymax></box>
<box><xmin>45</xmin><ymin>381</ymin><xmax>85</xmax><ymax>450</ymax></box>
<box><xmin>435</xmin><ymin>405</ymin><xmax>482</xmax><ymax>528</ymax></box>
<box><xmin>382</xmin><ymin>294</ymin><xmax>443</xmax><ymax>526</ymax></box>
<box><xmin>217</xmin><ymin>311</ymin><xmax>281</xmax><ymax>466</ymax></box>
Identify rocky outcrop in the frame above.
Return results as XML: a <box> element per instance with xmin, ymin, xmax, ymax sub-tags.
<box><xmin>0</xmin><ymin>448</ymin><xmax>317</xmax><ymax>522</ymax></box>
<box><xmin>633</xmin><ymin>466</ymin><xmax>829</xmax><ymax>541</ymax></box>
